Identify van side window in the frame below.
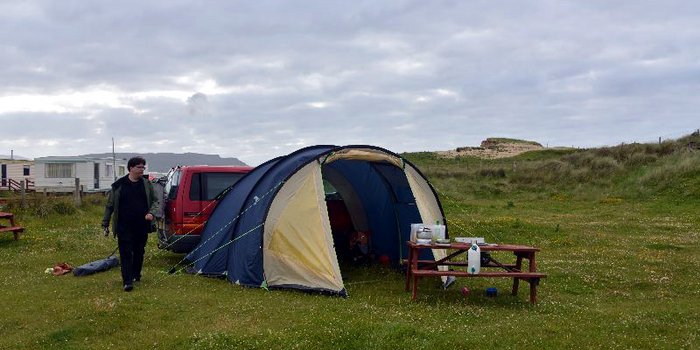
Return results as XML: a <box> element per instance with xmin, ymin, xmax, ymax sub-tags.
<box><xmin>189</xmin><ymin>172</ymin><xmax>245</xmax><ymax>201</ymax></box>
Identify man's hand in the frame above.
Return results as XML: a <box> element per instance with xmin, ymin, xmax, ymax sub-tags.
<box><xmin>145</xmin><ymin>213</ymin><xmax>154</xmax><ymax>221</ymax></box>
<box><xmin>103</xmin><ymin>226</ymin><xmax>110</xmax><ymax>237</ymax></box>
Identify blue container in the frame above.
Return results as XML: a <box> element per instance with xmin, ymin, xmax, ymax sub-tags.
<box><xmin>486</xmin><ymin>287</ymin><xmax>498</xmax><ymax>297</ymax></box>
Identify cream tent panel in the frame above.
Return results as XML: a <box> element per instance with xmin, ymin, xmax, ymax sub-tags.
<box><xmin>404</xmin><ymin>165</ymin><xmax>448</xmax><ymax>266</ymax></box>
<box><xmin>263</xmin><ymin>162</ymin><xmax>344</xmax><ymax>292</ymax></box>
<box><xmin>323</xmin><ymin>148</ymin><xmax>403</xmax><ymax>168</ymax></box>
<box><xmin>404</xmin><ymin>165</ymin><xmax>442</xmax><ymax>225</ymax></box>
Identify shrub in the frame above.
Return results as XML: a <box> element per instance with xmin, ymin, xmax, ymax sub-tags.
<box><xmin>625</xmin><ymin>153</ymin><xmax>658</xmax><ymax>167</ymax></box>
<box><xmin>85</xmin><ymin>194</ymin><xmax>107</xmax><ymax>206</ymax></box>
<box><xmin>639</xmin><ymin>152</ymin><xmax>700</xmax><ymax>188</ymax></box>
<box><xmin>590</xmin><ymin>156</ymin><xmax>620</xmax><ymax>176</ymax></box>
<box><xmin>478</xmin><ymin>168</ymin><xmax>506</xmax><ymax>178</ymax></box>
<box><xmin>33</xmin><ymin>199</ymin><xmax>53</xmax><ymax>218</ymax></box>
<box><xmin>562</xmin><ymin>152</ymin><xmax>596</xmax><ymax>168</ymax></box>
<box><xmin>53</xmin><ymin>199</ymin><xmax>77</xmax><ymax>215</ymax></box>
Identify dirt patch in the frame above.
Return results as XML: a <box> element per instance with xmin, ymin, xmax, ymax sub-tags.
<box><xmin>437</xmin><ymin>138</ymin><xmax>544</xmax><ymax>159</ymax></box>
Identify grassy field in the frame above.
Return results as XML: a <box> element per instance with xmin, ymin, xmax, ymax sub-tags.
<box><xmin>1</xmin><ymin>136</ymin><xmax>699</xmax><ymax>349</ymax></box>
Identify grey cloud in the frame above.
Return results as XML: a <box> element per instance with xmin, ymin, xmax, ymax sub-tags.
<box><xmin>1</xmin><ymin>1</ymin><xmax>699</xmax><ymax>164</ymax></box>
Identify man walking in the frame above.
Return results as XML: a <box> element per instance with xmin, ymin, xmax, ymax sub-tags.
<box><xmin>102</xmin><ymin>156</ymin><xmax>159</xmax><ymax>292</ymax></box>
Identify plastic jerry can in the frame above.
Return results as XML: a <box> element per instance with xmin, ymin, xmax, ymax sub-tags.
<box><xmin>467</xmin><ymin>242</ymin><xmax>481</xmax><ymax>274</ymax></box>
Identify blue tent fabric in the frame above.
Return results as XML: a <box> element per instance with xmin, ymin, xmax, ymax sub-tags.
<box><xmin>187</xmin><ymin>145</ymin><xmax>446</xmax><ymax>295</ymax></box>
<box><xmin>226</xmin><ymin>146</ymin><xmax>335</xmax><ymax>287</ymax></box>
<box><xmin>186</xmin><ymin>158</ymin><xmax>281</xmax><ymax>274</ymax></box>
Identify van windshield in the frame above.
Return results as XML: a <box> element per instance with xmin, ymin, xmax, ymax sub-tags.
<box><xmin>189</xmin><ymin>172</ymin><xmax>245</xmax><ymax>201</ymax></box>
<box><xmin>165</xmin><ymin>168</ymin><xmax>181</xmax><ymax>200</ymax></box>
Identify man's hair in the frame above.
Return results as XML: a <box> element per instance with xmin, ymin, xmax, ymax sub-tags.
<box><xmin>127</xmin><ymin>156</ymin><xmax>146</xmax><ymax>171</ymax></box>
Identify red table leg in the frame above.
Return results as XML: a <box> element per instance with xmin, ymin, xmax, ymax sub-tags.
<box><xmin>412</xmin><ymin>274</ymin><xmax>419</xmax><ymax>300</ymax></box>
<box><xmin>405</xmin><ymin>246</ymin><xmax>413</xmax><ymax>291</ymax></box>
<box><xmin>410</xmin><ymin>245</ymin><xmax>419</xmax><ymax>300</ymax></box>
<box><xmin>512</xmin><ymin>254</ymin><xmax>523</xmax><ymax>295</ymax></box>
<box><xmin>529</xmin><ymin>252</ymin><xmax>537</xmax><ymax>304</ymax></box>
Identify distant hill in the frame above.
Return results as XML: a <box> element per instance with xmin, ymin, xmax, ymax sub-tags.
<box><xmin>436</xmin><ymin>137</ymin><xmax>545</xmax><ymax>159</ymax></box>
<box><xmin>80</xmin><ymin>152</ymin><xmax>247</xmax><ymax>173</ymax></box>
<box><xmin>0</xmin><ymin>154</ymin><xmax>30</xmax><ymax>160</ymax></box>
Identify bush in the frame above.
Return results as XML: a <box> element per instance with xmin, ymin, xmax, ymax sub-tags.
<box><xmin>478</xmin><ymin>168</ymin><xmax>506</xmax><ymax>178</ymax></box>
<box><xmin>53</xmin><ymin>199</ymin><xmax>77</xmax><ymax>215</ymax></box>
<box><xmin>562</xmin><ymin>152</ymin><xmax>596</xmax><ymax>168</ymax></box>
<box><xmin>639</xmin><ymin>152</ymin><xmax>700</xmax><ymax>188</ymax></box>
<box><xmin>590</xmin><ymin>156</ymin><xmax>620</xmax><ymax>176</ymax></box>
<box><xmin>84</xmin><ymin>194</ymin><xmax>107</xmax><ymax>206</ymax></box>
<box><xmin>625</xmin><ymin>153</ymin><xmax>658</xmax><ymax>167</ymax></box>
<box><xmin>33</xmin><ymin>198</ymin><xmax>53</xmax><ymax>218</ymax></box>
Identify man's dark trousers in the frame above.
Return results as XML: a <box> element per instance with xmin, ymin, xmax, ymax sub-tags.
<box><xmin>118</xmin><ymin>233</ymin><xmax>148</xmax><ymax>284</ymax></box>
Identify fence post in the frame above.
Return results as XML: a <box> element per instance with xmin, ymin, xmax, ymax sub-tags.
<box><xmin>74</xmin><ymin>178</ymin><xmax>82</xmax><ymax>206</ymax></box>
<box><xmin>20</xmin><ymin>180</ymin><xmax>26</xmax><ymax>209</ymax></box>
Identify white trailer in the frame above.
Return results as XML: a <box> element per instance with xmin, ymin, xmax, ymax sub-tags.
<box><xmin>34</xmin><ymin>156</ymin><xmax>128</xmax><ymax>193</ymax></box>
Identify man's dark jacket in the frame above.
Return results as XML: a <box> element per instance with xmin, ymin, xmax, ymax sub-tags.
<box><xmin>102</xmin><ymin>175</ymin><xmax>159</xmax><ymax>235</ymax></box>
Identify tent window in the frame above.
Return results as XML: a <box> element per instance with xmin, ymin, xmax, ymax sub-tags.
<box><xmin>323</xmin><ymin>179</ymin><xmax>338</xmax><ymax>195</ymax></box>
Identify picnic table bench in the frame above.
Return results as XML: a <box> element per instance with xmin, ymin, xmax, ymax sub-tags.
<box><xmin>0</xmin><ymin>212</ymin><xmax>24</xmax><ymax>240</ymax></box>
<box><xmin>405</xmin><ymin>241</ymin><xmax>547</xmax><ymax>304</ymax></box>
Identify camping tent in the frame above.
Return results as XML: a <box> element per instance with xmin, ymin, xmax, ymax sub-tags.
<box><xmin>186</xmin><ymin>145</ymin><xmax>447</xmax><ymax>296</ymax></box>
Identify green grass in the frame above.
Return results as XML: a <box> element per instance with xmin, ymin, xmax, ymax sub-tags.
<box><xmin>484</xmin><ymin>137</ymin><xmax>543</xmax><ymax>146</ymax></box>
<box><xmin>1</xmin><ymin>134</ymin><xmax>699</xmax><ymax>349</ymax></box>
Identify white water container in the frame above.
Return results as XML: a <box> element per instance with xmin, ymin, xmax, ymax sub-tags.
<box><xmin>467</xmin><ymin>243</ymin><xmax>481</xmax><ymax>274</ymax></box>
<box><xmin>432</xmin><ymin>224</ymin><xmax>446</xmax><ymax>241</ymax></box>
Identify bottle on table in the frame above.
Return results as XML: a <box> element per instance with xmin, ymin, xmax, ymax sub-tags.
<box><xmin>467</xmin><ymin>242</ymin><xmax>481</xmax><ymax>274</ymax></box>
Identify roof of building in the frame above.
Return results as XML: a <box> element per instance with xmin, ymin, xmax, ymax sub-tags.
<box><xmin>34</xmin><ymin>156</ymin><xmax>127</xmax><ymax>163</ymax></box>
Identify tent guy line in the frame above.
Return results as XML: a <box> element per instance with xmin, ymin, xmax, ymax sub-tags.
<box><xmin>153</xmin><ymin>222</ymin><xmax>265</xmax><ymax>288</ymax></box>
<box><xmin>152</xmin><ymin>181</ymin><xmax>285</xmax><ymax>280</ymax></box>
<box><xmin>154</xmin><ymin>193</ymin><xmax>221</xmax><ymax>253</ymax></box>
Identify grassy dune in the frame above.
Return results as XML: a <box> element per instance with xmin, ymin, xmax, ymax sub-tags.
<box><xmin>1</xmin><ymin>134</ymin><xmax>698</xmax><ymax>349</ymax></box>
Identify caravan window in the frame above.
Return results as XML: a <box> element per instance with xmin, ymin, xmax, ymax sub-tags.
<box><xmin>189</xmin><ymin>172</ymin><xmax>245</xmax><ymax>201</ymax></box>
<box><xmin>105</xmin><ymin>164</ymin><xmax>113</xmax><ymax>178</ymax></box>
<box><xmin>45</xmin><ymin>163</ymin><xmax>73</xmax><ymax>178</ymax></box>
<box><xmin>23</xmin><ymin>165</ymin><xmax>30</xmax><ymax>176</ymax></box>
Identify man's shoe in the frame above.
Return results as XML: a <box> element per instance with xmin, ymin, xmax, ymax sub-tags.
<box><xmin>133</xmin><ymin>277</ymin><xmax>141</xmax><ymax>283</ymax></box>
<box><xmin>123</xmin><ymin>284</ymin><xmax>134</xmax><ymax>292</ymax></box>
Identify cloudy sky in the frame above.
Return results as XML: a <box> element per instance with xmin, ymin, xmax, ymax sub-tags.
<box><xmin>1</xmin><ymin>1</ymin><xmax>698</xmax><ymax>165</ymax></box>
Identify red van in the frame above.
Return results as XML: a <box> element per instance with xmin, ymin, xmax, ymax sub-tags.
<box><xmin>155</xmin><ymin>165</ymin><xmax>252</xmax><ymax>253</ymax></box>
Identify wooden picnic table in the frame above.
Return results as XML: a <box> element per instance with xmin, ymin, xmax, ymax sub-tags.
<box><xmin>0</xmin><ymin>212</ymin><xmax>24</xmax><ymax>240</ymax></box>
<box><xmin>405</xmin><ymin>241</ymin><xmax>547</xmax><ymax>304</ymax></box>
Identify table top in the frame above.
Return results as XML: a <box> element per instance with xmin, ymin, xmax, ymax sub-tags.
<box><xmin>407</xmin><ymin>241</ymin><xmax>540</xmax><ymax>252</ymax></box>
<box><xmin>0</xmin><ymin>212</ymin><xmax>13</xmax><ymax>218</ymax></box>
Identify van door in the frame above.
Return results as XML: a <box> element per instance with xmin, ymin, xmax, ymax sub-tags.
<box><xmin>182</xmin><ymin>172</ymin><xmax>246</xmax><ymax>235</ymax></box>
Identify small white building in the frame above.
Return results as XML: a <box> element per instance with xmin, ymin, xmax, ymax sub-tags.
<box><xmin>34</xmin><ymin>156</ymin><xmax>128</xmax><ymax>192</ymax></box>
<box><xmin>0</xmin><ymin>156</ymin><xmax>35</xmax><ymax>191</ymax></box>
